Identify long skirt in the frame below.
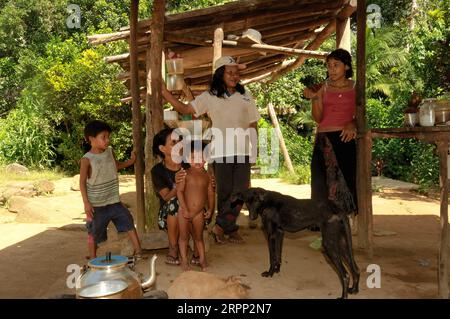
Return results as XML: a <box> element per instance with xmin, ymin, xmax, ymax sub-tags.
<box><xmin>311</xmin><ymin>131</ymin><xmax>357</xmax><ymax>214</ymax></box>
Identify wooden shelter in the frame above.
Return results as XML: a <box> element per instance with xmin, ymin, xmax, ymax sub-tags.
<box><xmin>88</xmin><ymin>0</ymin><xmax>384</xmax><ymax>293</ymax></box>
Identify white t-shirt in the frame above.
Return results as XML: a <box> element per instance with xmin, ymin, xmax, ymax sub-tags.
<box><xmin>191</xmin><ymin>89</ymin><xmax>261</xmax><ymax>159</ymax></box>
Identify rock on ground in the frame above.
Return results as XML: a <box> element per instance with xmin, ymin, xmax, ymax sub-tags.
<box><xmin>5</xmin><ymin>163</ymin><xmax>29</xmax><ymax>175</ymax></box>
<box><xmin>167</xmin><ymin>271</ymin><xmax>250</xmax><ymax>299</ymax></box>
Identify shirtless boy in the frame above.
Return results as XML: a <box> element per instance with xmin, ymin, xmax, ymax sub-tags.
<box><xmin>177</xmin><ymin>141</ymin><xmax>215</xmax><ymax>271</ymax></box>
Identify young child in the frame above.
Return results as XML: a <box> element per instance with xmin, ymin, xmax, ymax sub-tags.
<box><xmin>177</xmin><ymin>141</ymin><xmax>215</xmax><ymax>271</ymax></box>
<box><xmin>151</xmin><ymin>128</ymin><xmax>182</xmax><ymax>266</ymax></box>
<box><xmin>80</xmin><ymin>120</ymin><xmax>142</xmax><ymax>259</ymax></box>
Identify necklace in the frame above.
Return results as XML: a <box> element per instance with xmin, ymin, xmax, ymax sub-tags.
<box><xmin>328</xmin><ymin>80</ymin><xmax>349</xmax><ymax>88</ymax></box>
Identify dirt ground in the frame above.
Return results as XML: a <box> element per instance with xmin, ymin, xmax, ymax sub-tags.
<box><xmin>0</xmin><ymin>176</ymin><xmax>449</xmax><ymax>299</ymax></box>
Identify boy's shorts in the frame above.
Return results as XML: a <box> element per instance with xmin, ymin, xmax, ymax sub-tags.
<box><xmin>87</xmin><ymin>202</ymin><xmax>135</xmax><ymax>244</ymax></box>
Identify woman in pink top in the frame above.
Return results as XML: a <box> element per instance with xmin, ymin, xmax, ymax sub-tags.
<box><xmin>304</xmin><ymin>49</ymin><xmax>358</xmax><ymax>227</ymax></box>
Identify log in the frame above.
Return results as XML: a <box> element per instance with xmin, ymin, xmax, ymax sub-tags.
<box><xmin>165</xmin><ymin>33</ymin><xmax>210</xmax><ymax>46</ymax></box>
<box><xmin>437</xmin><ymin>140</ymin><xmax>449</xmax><ymax>298</ymax></box>
<box><xmin>144</xmin><ymin>0</ymin><xmax>165</xmax><ymax>232</ymax></box>
<box><xmin>336</xmin><ymin>17</ymin><xmax>351</xmax><ymax>52</ymax></box>
<box><xmin>261</xmin><ymin>16</ymin><xmax>332</xmax><ymax>39</ymax></box>
<box><xmin>267</xmin><ymin>103</ymin><xmax>295</xmax><ymax>174</ymax></box>
<box><xmin>129</xmin><ymin>0</ymin><xmax>146</xmax><ymax>236</ymax></box>
<box><xmin>354</xmin><ymin>0</ymin><xmax>373</xmax><ymax>258</ymax></box>
<box><xmin>221</xmin><ymin>40</ymin><xmax>329</xmax><ymax>58</ymax></box>
<box><xmin>88</xmin><ymin>30</ymin><xmax>130</xmax><ymax>45</ymax></box>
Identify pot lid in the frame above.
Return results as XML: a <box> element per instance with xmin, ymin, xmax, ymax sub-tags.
<box><xmin>78</xmin><ymin>280</ymin><xmax>128</xmax><ymax>298</ymax></box>
<box><xmin>88</xmin><ymin>253</ymin><xmax>128</xmax><ymax>269</ymax></box>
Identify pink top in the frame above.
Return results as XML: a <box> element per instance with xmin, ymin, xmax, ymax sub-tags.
<box><xmin>319</xmin><ymin>81</ymin><xmax>356</xmax><ymax>128</ymax></box>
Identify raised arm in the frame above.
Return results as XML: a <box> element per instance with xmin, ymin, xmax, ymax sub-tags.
<box><xmin>162</xmin><ymin>84</ymin><xmax>196</xmax><ymax>115</ymax></box>
<box><xmin>114</xmin><ymin>150</ymin><xmax>136</xmax><ymax>170</ymax></box>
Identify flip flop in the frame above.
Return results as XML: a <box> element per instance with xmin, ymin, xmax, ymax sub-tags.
<box><xmin>165</xmin><ymin>255</ymin><xmax>180</xmax><ymax>266</ymax></box>
<box><xmin>190</xmin><ymin>255</ymin><xmax>200</xmax><ymax>266</ymax></box>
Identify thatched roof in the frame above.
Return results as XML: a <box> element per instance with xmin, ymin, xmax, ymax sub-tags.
<box><xmin>88</xmin><ymin>0</ymin><xmax>356</xmax><ymax>101</ymax></box>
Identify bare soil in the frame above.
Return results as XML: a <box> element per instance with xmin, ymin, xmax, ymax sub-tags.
<box><xmin>0</xmin><ymin>176</ymin><xmax>448</xmax><ymax>299</ymax></box>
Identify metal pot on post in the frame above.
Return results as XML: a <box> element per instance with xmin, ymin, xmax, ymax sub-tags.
<box><xmin>75</xmin><ymin>253</ymin><xmax>157</xmax><ymax>299</ymax></box>
<box><xmin>166</xmin><ymin>57</ymin><xmax>184</xmax><ymax>91</ymax></box>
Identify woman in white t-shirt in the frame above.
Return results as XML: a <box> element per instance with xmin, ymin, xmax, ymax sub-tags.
<box><xmin>162</xmin><ymin>56</ymin><xmax>260</xmax><ymax>244</ymax></box>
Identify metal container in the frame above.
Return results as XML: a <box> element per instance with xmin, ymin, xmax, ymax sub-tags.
<box><xmin>404</xmin><ymin>113</ymin><xmax>418</xmax><ymax>127</ymax></box>
<box><xmin>167</xmin><ymin>74</ymin><xmax>184</xmax><ymax>91</ymax></box>
<box><xmin>76</xmin><ymin>253</ymin><xmax>157</xmax><ymax>299</ymax></box>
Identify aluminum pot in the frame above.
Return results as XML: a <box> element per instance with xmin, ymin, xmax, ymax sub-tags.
<box><xmin>167</xmin><ymin>74</ymin><xmax>184</xmax><ymax>91</ymax></box>
<box><xmin>76</xmin><ymin>253</ymin><xmax>157</xmax><ymax>299</ymax></box>
<box><xmin>434</xmin><ymin>99</ymin><xmax>450</xmax><ymax>125</ymax></box>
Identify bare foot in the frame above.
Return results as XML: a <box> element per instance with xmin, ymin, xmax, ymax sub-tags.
<box><xmin>199</xmin><ymin>261</ymin><xmax>208</xmax><ymax>272</ymax></box>
<box><xmin>180</xmin><ymin>260</ymin><xmax>191</xmax><ymax>271</ymax></box>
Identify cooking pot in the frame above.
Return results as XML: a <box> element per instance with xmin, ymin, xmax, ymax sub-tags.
<box><xmin>76</xmin><ymin>253</ymin><xmax>157</xmax><ymax>299</ymax></box>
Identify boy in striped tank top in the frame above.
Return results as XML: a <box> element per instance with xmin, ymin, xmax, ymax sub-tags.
<box><xmin>80</xmin><ymin>120</ymin><xmax>142</xmax><ymax>259</ymax></box>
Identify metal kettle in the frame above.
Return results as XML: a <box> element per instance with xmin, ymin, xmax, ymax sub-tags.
<box><xmin>75</xmin><ymin>253</ymin><xmax>157</xmax><ymax>299</ymax></box>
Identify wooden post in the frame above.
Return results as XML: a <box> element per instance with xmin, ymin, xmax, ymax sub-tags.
<box><xmin>267</xmin><ymin>103</ymin><xmax>295</xmax><ymax>174</ymax></box>
<box><xmin>336</xmin><ymin>17</ymin><xmax>351</xmax><ymax>52</ymax></box>
<box><xmin>129</xmin><ymin>0</ymin><xmax>146</xmax><ymax>236</ymax></box>
<box><xmin>144</xmin><ymin>0</ymin><xmax>165</xmax><ymax>232</ymax></box>
<box><xmin>355</xmin><ymin>0</ymin><xmax>373</xmax><ymax>258</ymax></box>
<box><xmin>437</xmin><ymin>141</ymin><xmax>449</xmax><ymax>298</ymax></box>
<box><xmin>213</xmin><ymin>26</ymin><xmax>223</xmax><ymax>74</ymax></box>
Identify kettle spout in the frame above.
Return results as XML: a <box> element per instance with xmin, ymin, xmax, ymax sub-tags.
<box><xmin>141</xmin><ymin>254</ymin><xmax>157</xmax><ymax>291</ymax></box>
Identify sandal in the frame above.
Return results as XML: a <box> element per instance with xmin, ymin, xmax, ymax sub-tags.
<box><xmin>165</xmin><ymin>255</ymin><xmax>180</xmax><ymax>266</ymax></box>
<box><xmin>190</xmin><ymin>255</ymin><xmax>200</xmax><ymax>266</ymax></box>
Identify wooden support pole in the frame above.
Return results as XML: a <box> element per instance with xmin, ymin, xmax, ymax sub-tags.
<box><xmin>144</xmin><ymin>0</ymin><xmax>165</xmax><ymax>232</ymax></box>
<box><xmin>355</xmin><ymin>0</ymin><xmax>373</xmax><ymax>258</ymax></box>
<box><xmin>267</xmin><ymin>102</ymin><xmax>295</xmax><ymax>174</ymax></box>
<box><xmin>129</xmin><ymin>0</ymin><xmax>146</xmax><ymax>236</ymax></box>
<box><xmin>437</xmin><ymin>141</ymin><xmax>449</xmax><ymax>298</ymax></box>
<box><xmin>213</xmin><ymin>26</ymin><xmax>224</xmax><ymax>74</ymax></box>
<box><xmin>336</xmin><ymin>17</ymin><xmax>351</xmax><ymax>52</ymax></box>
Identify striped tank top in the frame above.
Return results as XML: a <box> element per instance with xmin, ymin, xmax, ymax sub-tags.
<box><xmin>82</xmin><ymin>147</ymin><xmax>120</xmax><ymax>207</ymax></box>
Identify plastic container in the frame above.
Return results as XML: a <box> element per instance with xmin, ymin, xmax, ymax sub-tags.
<box><xmin>166</xmin><ymin>74</ymin><xmax>184</xmax><ymax>91</ymax></box>
<box><xmin>418</xmin><ymin>98</ymin><xmax>436</xmax><ymax>127</ymax></box>
<box><xmin>165</xmin><ymin>58</ymin><xmax>184</xmax><ymax>75</ymax></box>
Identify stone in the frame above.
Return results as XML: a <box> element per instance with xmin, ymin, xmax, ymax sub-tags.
<box><xmin>7</xmin><ymin>196</ymin><xmax>31</xmax><ymax>213</ymax></box>
<box><xmin>5</xmin><ymin>163</ymin><xmax>29</xmax><ymax>175</ymax></box>
<box><xmin>71</xmin><ymin>175</ymin><xmax>80</xmax><ymax>191</ymax></box>
<box><xmin>2</xmin><ymin>182</ymin><xmax>37</xmax><ymax>199</ymax></box>
<box><xmin>34</xmin><ymin>180</ymin><xmax>55</xmax><ymax>195</ymax></box>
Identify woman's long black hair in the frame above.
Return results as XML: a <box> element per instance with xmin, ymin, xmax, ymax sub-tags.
<box><xmin>326</xmin><ymin>48</ymin><xmax>353</xmax><ymax>79</ymax></box>
<box><xmin>209</xmin><ymin>66</ymin><xmax>245</xmax><ymax>98</ymax></box>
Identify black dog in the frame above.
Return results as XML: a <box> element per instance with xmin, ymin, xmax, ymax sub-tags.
<box><xmin>232</xmin><ymin>187</ymin><xmax>360</xmax><ymax>299</ymax></box>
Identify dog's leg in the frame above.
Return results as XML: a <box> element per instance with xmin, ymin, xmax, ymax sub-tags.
<box><xmin>274</xmin><ymin>229</ymin><xmax>284</xmax><ymax>273</ymax></box>
<box><xmin>262</xmin><ymin>216</ymin><xmax>277</xmax><ymax>277</ymax></box>
<box><xmin>322</xmin><ymin>222</ymin><xmax>349</xmax><ymax>299</ymax></box>
<box><xmin>341</xmin><ymin>216</ymin><xmax>360</xmax><ymax>294</ymax></box>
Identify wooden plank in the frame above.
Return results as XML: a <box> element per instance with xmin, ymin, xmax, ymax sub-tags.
<box><xmin>213</xmin><ymin>26</ymin><xmax>224</xmax><ymax>73</ymax></box>
<box><xmin>144</xmin><ymin>0</ymin><xmax>165</xmax><ymax>232</ymax></box>
<box><xmin>437</xmin><ymin>141</ymin><xmax>449</xmax><ymax>299</ymax></box>
<box><xmin>268</xmin><ymin>103</ymin><xmax>295</xmax><ymax>174</ymax></box>
<box><xmin>129</xmin><ymin>0</ymin><xmax>146</xmax><ymax>236</ymax></box>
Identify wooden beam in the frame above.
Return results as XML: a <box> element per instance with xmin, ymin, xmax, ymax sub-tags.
<box><xmin>165</xmin><ymin>33</ymin><xmax>210</xmax><ymax>46</ymax></box>
<box><xmin>336</xmin><ymin>17</ymin><xmax>351</xmax><ymax>52</ymax></box>
<box><xmin>355</xmin><ymin>0</ymin><xmax>373</xmax><ymax>258</ymax></box>
<box><xmin>129</xmin><ymin>0</ymin><xmax>146</xmax><ymax>237</ymax></box>
<box><xmin>213</xmin><ymin>26</ymin><xmax>224</xmax><ymax>74</ymax></box>
<box><xmin>268</xmin><ymin>103</ymin><xmax>295</xmax><ymax>174</ymax></box>
<box><xmin>144</xmin><ymin>0</ymin><xmax>165</xmax><ymax>232</ymax></box>
<box><xmin>221</xmin><ymin>40</ymin><xmax>329</xmax><ymax>58</ymax></box>
<box><xmin>437</xmin><ymin>140</ymin><xmax>449</xmax><ymax>298</ymax></box>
